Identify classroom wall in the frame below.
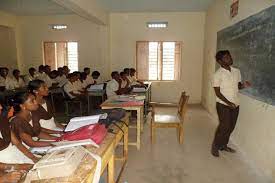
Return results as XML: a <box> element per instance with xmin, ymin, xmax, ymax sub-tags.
<box><xmin>110</xmin><ymin>12</ymin><xmax>205</xmax><ymax>103</ymax></box>
<box><xmin>202</xmin><ymin>0</ymin><xmax>275</xmax><ymax>180</ymax></box>
<box><xmin>17</xmin><ymin>15</ymin><xmax>110</xmax><ymax>80</ymax></box>
<box><xmin>0</xmin><ymin>11</ymin><xmax>20</xmax><ymax>71</ymax></box>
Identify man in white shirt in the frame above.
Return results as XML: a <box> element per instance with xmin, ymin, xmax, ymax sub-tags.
<box><xmin>120</xmin><ymin>71</ymin><xmax>130</xmax><ymax>89</ymax></box>
<box><xmin>91</xmin><ymin>71</ymin><xmax>101</xmax><ymax>84</ymax></box>
<box><xmin>106</xmin><ymin>71</ymin><xmax>122</xmax><ymax>98</ymax></box>
<box><xmin>36</xmin><ymin>65</ymin><xmax>53</xmax><ymax>88</ymax></box>
<box><xmin>55</xmin><ymin>67</ymin><xmax>67</xmax><ymax>87</ymax></box>
<box><xmin>64</xmin><ymin>73</ymin><xmax>82</xmax><ymax>99</ymax></box>
<box><xmin>129</xmin><ymin>68</ymin><xmax>144</xmax><ymax>86</ymax></box>
<box><xmin>6</xmin><ymin>69</ymin><xmax>25</xmax><ymax>90</ymax></box>
<box><xmin>0</xmin><ymin>67</ymin><xmax>8</xmax><ymax>90</ymax></box>
<box><xmin>24</xmin><ymin>67</ymin><xmax>37</xmax><ymax>85</ymax></box>
<box><xmin>211</xmin><ymin>50</ymin><xmax>251</xmax><ymax>157</ymax></box>
<box><xmin>84</xmin><ymin>68</ymin><xmax>95</xmax><ymax>86</ymax></box>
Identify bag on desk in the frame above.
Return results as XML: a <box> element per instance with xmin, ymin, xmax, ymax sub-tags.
<box><xmin>57</xmin><ymin>123</ymin><xmax>107</xmax><ymax>145</ymax></box>
<box><xmin>91</xmin><ymin>108</ymin><xmax>127</xmax><ymax>127</ymax></box>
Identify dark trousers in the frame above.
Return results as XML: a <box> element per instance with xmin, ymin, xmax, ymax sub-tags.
<box><xmin>212</xmin><ymin>102</ymin><xmax>239</xmax><ymax>149</ymax></box>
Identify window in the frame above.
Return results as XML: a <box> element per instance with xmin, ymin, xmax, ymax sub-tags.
<box><xmin>136</xmin><ymin>41</ymin><xmax>181</xmax><ymax>81</ymax></box>
<box><xmin>43</xmin><ymin>41</ymin><xmax>78</xmax><ymax>71</ymax></box>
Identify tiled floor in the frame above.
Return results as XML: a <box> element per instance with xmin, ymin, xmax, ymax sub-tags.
<box><xmin>118</xmin><ymin>105</ymin><xmax>270</xmax><ymax>183</ymax></box>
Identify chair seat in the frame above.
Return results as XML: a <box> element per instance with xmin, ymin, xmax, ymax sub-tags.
<box><xmin>154</xmin><ymin>113</ymin><xmax>180</xmax><ymax>123</ymax></box>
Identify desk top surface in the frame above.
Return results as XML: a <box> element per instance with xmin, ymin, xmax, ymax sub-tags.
<box><xmin>31</xmin><ymin>114</ymin><xmax>129</xmax><ymax>183</ymax></box>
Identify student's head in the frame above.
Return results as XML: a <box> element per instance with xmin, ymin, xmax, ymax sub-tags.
<box><xmin>92</xmin><ymin>71</ymin><xmax>100</xmax><ymax>79</ymax></box>
<box><xmin>215</xmin><ymin>50</ymin><xmax>233</xmax><ymax>67</ymax></box>
<box><xmin>130</xmin><ymin>68</ymin><xmax>136</xmax><ymax>76</ymax></box>
<box><xmin>11</xmin><ymin>92</ymin><xmax>38</xmax><ymax>113</ymax></box>
<box><xmin>0</xmin><ymin>67</ymin><xmax>8</xmax><ymax>77</ymax></box>
<box><xmin>38</xmin><ymin>65</ymin><xmax>44</xmax><ymax>73</ymax></box>
<box><xmin>123</xmin><ymin>68</ymin><xmax>130</xmax><ymax>76</ymax></box>
<box><xmin>68</xmin><ymin>73</ymin><xmax>77</xmax><ymax>83</ymax></box>
<box><xmin>57</xmin><ymin>67</ymin><xmax>64</xmax><ymax>76</ymax></box>
<box><xmin>80</xmin><ymin>72</ymin><xmax>87</xmax><ymax>81</ymax></box>
<box><xmin>120</xmin><ymin>72</ymin><xmax>127</xmax><ymax>80</ymax></box>
<box><xmin>84</xmin><ymin>67</ymin><xmax>90</xmax><ymax>75</ymax></box>
<box><xmin>29</xmin><ymin>67</ymin><xmax>36</xmax><ymax>76</ymax></box>
<box><xmin>63</xmin><ymin>66</ymin><xmax>70</xmax><ymax>75</ymax></box>
<box><xmin>28</xmin><ymin>79</ymin><xmax>49</xmax><ymax>97</ymax></box>
<box><xmin>12</xmin><ymin>69</ymin><xmax>20</xmax><ymax>79</ymax></box>
<box><xmin>44</xmin><ymin>65</ymin><xmax>51</xmax><ymax>74</ymax></box>
<box><xmin>111</xmin><ymin>71</ymin><xmax>120</xmax><ymax>81</ymax></box>
<box><xmin>49</xmin><ymin>70</ymin><xmax>58</xmax><ymax>79</ymax></box>
<box><xmin>73</xmin><ymin>71</ymin><xmax>81</xmax><ymax>80</ymax></box>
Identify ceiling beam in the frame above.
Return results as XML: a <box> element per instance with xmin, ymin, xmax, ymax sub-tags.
<box><xmin>52</xmin><ymin>0</ymin><xmax>108</xmax><ymax>25</ymax></box>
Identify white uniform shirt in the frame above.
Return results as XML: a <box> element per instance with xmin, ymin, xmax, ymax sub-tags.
<box><xmin>6</xmin><ymin>76</ymin><xmax>25</xmax><ymax>90</ymax></box>
<box><xmin>36</xmin><ymin>72</ymin><xmax>53</xmax><ymax>87</ymax></box>
<box><xmin>73</xmin><ymin>79</ymin><xmax>84</xmax><ymax>91</ymax></box>
<box><xmin>24</xmin><ymin>74</ymin><xmax>36</xmax><ymax>85</ymax></box>
<box><xmin>64</xmin><ymin>81</ymin><xmax>81</xmax><ymax>98</ymax></box>
<box><xmin>55</xmin><ymin>75</ymin><xmax>68</xmax><ymax>87</ymax></box>
<box><xmin>213</xmin><ymin>67</ymin><xmax>241</xmax><ymax>106</ymax></box>
<box><xmin>106</xmin><ymin>79</ymin><xmax>119</xmax><ymax>98</ymax></box>
<box><xmin>121</xmin><ymin>79</ymin><xmax>128</xmax><ymax>88</ymax></box>
<box><xmin>85</xmin><ymin>75</ymin><xmax>94</xmax><ymax>85</ymax></box>
<box><xmin>0</xmin><ymin>76</ymin><xmax>7</xmax><ymax>87</ymax></box>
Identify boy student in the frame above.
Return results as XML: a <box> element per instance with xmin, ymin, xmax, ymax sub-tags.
<box><xmin>7</xmin><ymin>69</ymin><xmax>25</xmax><ymax>90</ymax></box>
<box><xmin>55</xmin><ymin>67</ymin><xmax>67</xmax><ymax>87</ymax></box>
<box><xmin>24</xmin><ymin>67</ymin><xmax>37</xmax><ymax>85</ymax></box>
<box><xmin>212</xmin><ymin>50</ymin><xmax>251</xmax><ymax>157</ymax></box>
<box><xmin>36</xmin><ymin>65</ymin><xmax>53</xmax><ymax>88</ymax></box>
<box><xmin>129</xmin><ymin>68</ymin><xmax>144</xmax><ymax>86</ymax></box>
<box><xmin>0</xmin><ymin>67</ymin><xmax>10</xmax><ymax>90</ymax></box>
<box><xmin>91</xmin><ymin>71</ymin><xmax>101</xmax><ymax>84</ymax></box>
<box><xmin>120</xmin><ymin>72</ymin><xmax>130</xmax><ymax>89</ymax></box>
<box><xmin>84</xmin><ymin>67</ymin><xmax>94</xmax><ymax>85</ymax></box>
<box><xmin>106</xmin><ymin>71</ymin><xmax>128</xmax><ymax>98</ymax></box>
<box><xmin>64</xmin><ymin>73</ymin><xmax>85</xmax><ymax>99</ymax></box>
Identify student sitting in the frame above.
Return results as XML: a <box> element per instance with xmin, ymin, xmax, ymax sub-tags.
<box><xmin>0</xmin><ymin>67</ymin><xmax>8</xmax><ymax>91</ymax></box>
<box><xmin>73</xmin><ymin>72</ymin><xmax>85</xmax><ymax>92</ymax></box>
<box><xmin>64</xmin><ymin>73</ymin><xmax>85</xmax><ymax>99</ymax></box>
<box><xmin>84</xmin><ymin>67</ymin><xmax>95</xmax><ymax>85</ymax></box>
<box><xmin>80</xmin><ymin>72</ymin><xmax>89</xmax><ymax>89</ymax></box>
<box><xmin>91</xmin><ymin>71</ymin><xmax>101</xmax><ymax>84</ymax></box>
<box><xmin>62</xmin><ymin>66</ymin><xmax>70</xmax><ymax>77</ymax></box>
<box><xmin>129</xmin><ymin>68</ymin><xmax>144</xmax><ymax>86</ymax></box>
<box><xmin>55</xmin><ymin>67</ymin><xmax>67</xmax><ymax>87</ymax></box>
<box><xmin>36</xmin><ymin>65</ymin><xmax>53</xmax><ymax>88</ymax></box>
<box><xmin>24</xmin><ymin>67</ymin><xmax>37</xmax><ymax>85</ymax></box>
<box><xmin>106</xmin><ymin>71</ymin><xmax>127</xmax><ymax>98</ymax></box>
<box><xmin>0</xmin><ymin>103</ymin><xmax>38</xmax><ymax>164</ymax></box>
<box><xmin>6</xmin><ymin>69</ymin><xmax>25</xmax><ymax>90</ymax></box>
<box><xmin>28</xmin><ymin>80</ymin><xmax>65</xmax><ymax>131</ymax></box>
<box><xmin>120</xmin><ymin>71</ymin><xmax>130</xmax><ymax>89</ymax></box>
<box><xmin>10</xmin><ymin>92</ymin><xmax>57</xmax><ymax>149</ymax></box>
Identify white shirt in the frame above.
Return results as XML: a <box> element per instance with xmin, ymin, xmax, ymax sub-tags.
<box><xmin>55</xmin><ymin>75</ymin><xmax>68</xmax><ymax>87</ymax></box>
<box><xmin>121</xmin><ymin>79</ymin><xmax>128</xmax><ymax>88</ymax></box>
<box><xmin>36</xmin><ymin>72</ymin><xmax>53</xmax><ymax>87</ymax></box>
<box><xmin>6</xmin><ymin>76</ymin><xmax>25</xmax><ymax>90</ymax></box>
<box><xmin>73</xmin><ymin>79</ymin><xmax>85</xmax><ymax>91</ymax></box>
<box><xmin>213</xmin><ymin>67</ymin><xmax>241</xmax><ymax>106</ymax></box>
<box><xmin>24</xmin><ymin>74</ymin><xmax>36</xmax><ymax>85</ymax></box>
<box><xmin>0</xmin><ymin>76</ymin><xmax>7</xmax><ymax>87</ymax></box>
<box><xmin>106</xmin><ymin>79</ymin><xmax>119</xmax><ymax>98</ymax></box>
<box><xmin>64</xmin><ymin>81</ymin><xmax>81</xmax><ymax>99</ymax></box>
<box><xmin>85</xmin><ymin>75</ymin><xmax>94</xmax><ymax>85</ymax></box>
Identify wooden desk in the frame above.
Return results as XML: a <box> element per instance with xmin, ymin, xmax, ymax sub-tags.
<box><xmin>32</xmin><ymin>113</ymin><xmax>129</xmax><ymax>183</ymax></box>
<box><xmin>101</xmin><ymin>100</ymin><xmax>144</xmax><ymax>150</ymax></box>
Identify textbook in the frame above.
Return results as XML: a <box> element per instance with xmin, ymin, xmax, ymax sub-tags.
<box><xmin>65</xmin><ymin>114</ymin><xmax>101</xmax><ymax>132</ymax></box>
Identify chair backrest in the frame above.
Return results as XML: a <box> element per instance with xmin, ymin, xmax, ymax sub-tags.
<box><xmin>178</xmin><ymin>92</ymin><xmax>189</xmax><ymax>121</ymax></box>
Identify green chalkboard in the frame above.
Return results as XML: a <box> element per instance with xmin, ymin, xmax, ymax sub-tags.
<box><xmin>217</xmin><ymin>6</ymin><xmax>275</xmax><ymax>105</ymax></box>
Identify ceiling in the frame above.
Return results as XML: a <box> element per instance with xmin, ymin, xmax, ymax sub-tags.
<box><xmin>0</xmin><ymin>0</ymin><xmax>73</xmax><ymax>16</ymax></box>
<box><xmin>97</xmin><ymin>0</ymin><xmax>214</xmax><ymax>12</ymax></box>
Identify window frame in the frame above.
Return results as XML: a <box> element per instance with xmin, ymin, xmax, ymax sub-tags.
<box><xmin>136</xmin><ymin>41</ymin><xmax>182</xmax><ymax>82</ymax></box>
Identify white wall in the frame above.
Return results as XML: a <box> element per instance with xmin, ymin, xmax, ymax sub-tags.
<box><xmin>17</xmin><ymin>15</ymin><xmax>109</xmax><ymax>80</ymax></box>
<box><xmin>0</xmin><ymin>11</ymin><xmax>20</xmax><ymax>71</ymax></box>
<box><xmin>110</xmin><ymin>12</ymin><xmax>205</xmax><ymax>103</ymax></box>
<box><xmin>202</xmin><ymin>0</ymin><xmax>275</xmax><ymax>180</ymax></box>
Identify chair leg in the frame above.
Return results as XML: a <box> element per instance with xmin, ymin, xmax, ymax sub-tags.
<box><xmin>179</xmin><ymin>124</ymin><xmax>184</xmax><ymax>144</ymax></box>
<box><xmin>150</xmin><ymin>119</ymin><xmax>155</xmax><ymax>144</ymax></box>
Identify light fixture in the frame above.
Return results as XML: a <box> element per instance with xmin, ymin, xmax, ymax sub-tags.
<box><xmin>147</xmin><ymin>22</ymin><xmax>168</xmax><ymax>28</ymax></box>
<box><xmin>50</xmin><ymin>24</ymin><xmax>68</xmax><ymax>30</ymax></box>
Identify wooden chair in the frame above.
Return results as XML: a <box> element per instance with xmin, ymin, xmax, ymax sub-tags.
<box><xmin>150</xmin><ymin>92</ymin><xmax>189</xmax><ymax>144</ymax></box>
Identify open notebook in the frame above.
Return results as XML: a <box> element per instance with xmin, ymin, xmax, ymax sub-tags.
<box><xmin>65</xmin><ymin>114</ymin><xmax>101</xmax><ymax>132</ymax></box>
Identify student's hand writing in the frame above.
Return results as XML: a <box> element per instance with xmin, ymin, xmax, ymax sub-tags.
<box><xmin>1</xmin><ymin>171</ymin><xmax>22</xmax><ymax>183</ymax></box>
